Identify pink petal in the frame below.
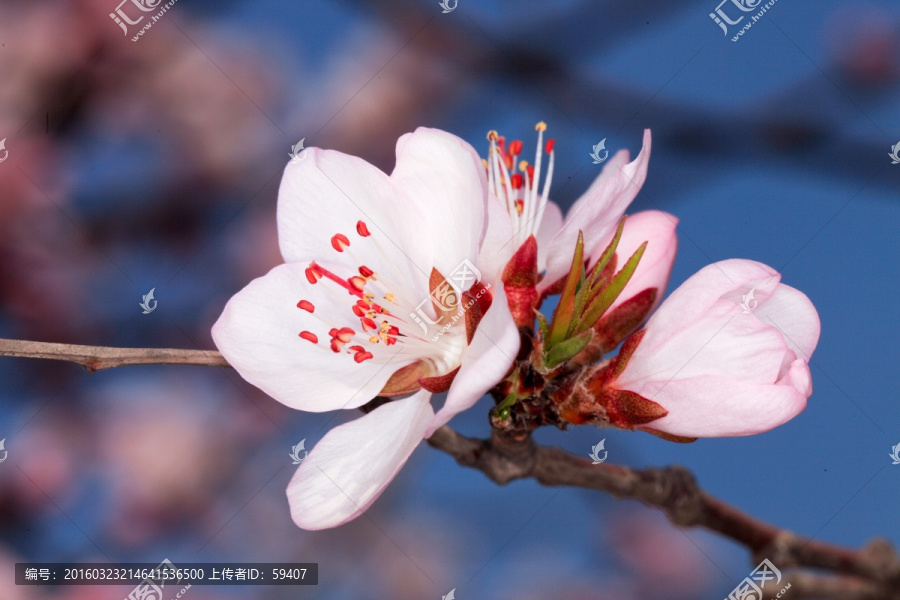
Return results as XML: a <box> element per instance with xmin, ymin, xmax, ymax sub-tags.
<box><xmin>753</xmin><ymin>284</ymin><xmax>820</xmax><ymax>361</ymax></box>
<box><xmin>392</xmin><ymin>128</ymin><xmax>488</xmax><ymax>280</ymax></box>
<box><xmin>637</xmin><ymin>259</ymin><xmax>782</xmax><ymax>355</ymax></box>
<box><xmin>540</xmin><ymin>130</ymin><xmax>652</xmax><ymax>291</ymax></box>
<box><xmin>287</xmin><ymin>391</ymin><xmax>433</xmax><ymax>530</ymax></box>
<box><xmin>619</xmin><ymin>301</ymin><xmax>790</xmax><ymax>390</ymax></box>
<box><xmin>603</xmin><ymin>210</ymin><xmax>678</xmax><ymax>315</ymax></box>
<box><xmin>212</xmin><ymin>262</ymin><xmax>414</xmax><ymax>412</ymax></box>
<box><xmin>640</xmin><ymin>372</ymin><xmax>809</xmax><ymax>437</ymax></box>
<box><xmin>426</xmin><ymin>284</ymin><xmax>520</xmax><ymax>436</ymax></box>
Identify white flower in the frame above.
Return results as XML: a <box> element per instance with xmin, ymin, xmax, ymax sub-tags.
<box><xmin>212</xmin><ymin>128</ymin><xmax>520</xmax><ymax>529</ymax></box>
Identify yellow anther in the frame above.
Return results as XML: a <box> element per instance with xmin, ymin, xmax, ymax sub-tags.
<box><xmin>487</xmin><ymin>130</ymin><xmax>499</xmax><ymax>141</ymax></box>
<box><xmin>535</xmin><ymin>121</ymin><xmax>547</xmax><ymax>132</ymax></box>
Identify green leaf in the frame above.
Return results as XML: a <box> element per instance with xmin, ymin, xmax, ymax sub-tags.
<box><xmin>547</xmin><ymin>231</ymin><xmax>585</xmax><ymax>347</ymax></box>
<box><xmin>492</xmin><ymin>392</ymin><xmax>518</xmax><ymax>416</ymax></box>
<box><xmin>575</xmin><ymin>241</ymin><xmax>647</xmax><ymax>334</ymax></box>
<box><xmin>535</xmin><ymin>311</ymin><xmax>550</xmax><ymax>341</ymax></box>
<box><xmin>544</xmin><ymin>330</ymin><xmax>593</xmax><ymax>369</ymax></box>
<box><xmin>569</xmin><ymin>217</ymin><xmax>627</xmax><ymax>338</ymax></box>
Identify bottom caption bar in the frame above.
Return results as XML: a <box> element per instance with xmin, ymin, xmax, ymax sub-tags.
<box><xmin>16</xmin><ymin>560</ymin><xmax>318</xmax><ymax>586</ymax></box>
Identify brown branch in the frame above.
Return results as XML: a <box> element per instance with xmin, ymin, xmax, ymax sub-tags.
<box><xmin>2</xmin><ymin>338</ymin><xmax>898</xmax><ymax>597</ymax></box>
<box><xmin>426</xmin><ymin>427</ymin><xmax>900</xmax><ymax>599</ymax></box>
<box><xmin>0</xmin><ymin>338</ymin><xmax>229</xmax><ymax>372</ymax></box>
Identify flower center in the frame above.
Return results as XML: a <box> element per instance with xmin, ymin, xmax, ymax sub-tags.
<box><xmin>484</xmin><ymin>121</ymin><xmax>555</xmax><ymax>251</ymax></box>
<box><xmin>295</xmin><ymin>221</ymin><xmax>468</xmax><ymax>376</ymax></box>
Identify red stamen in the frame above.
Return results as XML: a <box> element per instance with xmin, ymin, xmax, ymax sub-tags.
<box><xmin>359</xmin><ymin>265</ymin><xmax>374</xmax><ymax>278</ymax></box>
<box><xmin>348</xmin><ymin>345</ymin><xmax>366</xmax><ymax>353</ymax></box>
<box><xmin>348</xmin><ymin>276</ymin><xmax>366</xmax><ymax>292</ymax></box>
<box><xmin>510</xmin><ymin>174</ymin><xmax>523</xmax><ymax>190</ymax></box>
<box><xmin>356</xmin><ymin>221</ymin><xmax>371</xmax><ymax>237</ymax></box>
<box><xmin>545</xmin><ymin>139</ymin><xmax>555</xmax><ymax>154</ymax></box>
<box><xmin>509</xmin><ymin>140</ymin><xmax>523</xmax><ymax>156</ymax></box>
<box><xmin>353</xmin><ymin>351</ymin><xmax>374</xmax><ymax>363</ymax></box>
<box><xmin>305</xmin><ymin>265</ymin><xmax>322</xmax><ymax>284</ymax></box>
<box><xmin>299</xmin><ymin>331</ymin><xmax>318</xmax><ymax>344</ymax></box>
<box><xmin>515</xmin><ymin>199</ymin><xmax>524</xmax><ymax>215</ymax></box>
<box><xmin>297</xmin><ymin>300</ymin><xmax>315</xmax><ymax>312</ymax></box>
<box><xmin>360</xmin><ymin>317</ymin><xmax>377</xmax><ymax>331</ymax></box>
<box><xmin>526</xmin><ymin>165</ymin><xmax>535</xmax><ymax>186</ymax></box>
<box><xmin>331</xmin><ymin>233</ymin><xmax>351</xmax><ymax>252</ymax></box>
<box><xmin>336</xmin><ymin>328</ymin><xmax>355</xmax><ymax>342</ymax></box>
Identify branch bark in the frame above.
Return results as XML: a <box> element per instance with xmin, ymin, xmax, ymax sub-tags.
<box><xmin>2</xmin><ymin>338</ymin><xmax>898</xmax><ymax>597</ymax></box>
<box><xmin>0</xmin><ymin>338</ymin><xmax>229</xmax><ymax>372</ymax></box>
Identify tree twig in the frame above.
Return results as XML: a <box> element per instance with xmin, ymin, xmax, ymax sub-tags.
<box><xmin>2</xmin><ymin>339</ymin><xmax>898</xmax><ymax>597</ymax></box>
<box><xmin>0</xmin><ymin>338</ymin><xmax>229</xmax><ymax>372</ymax></box>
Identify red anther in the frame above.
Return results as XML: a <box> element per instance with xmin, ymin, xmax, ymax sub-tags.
<box><xmin>305</xmin><ymin>265</ymin><xmax>322</xmax><ymax>284</ymax></box>
<box><xmin>348</xmin><ymin>345</ymin><xmax>366</xmax><ymax>353</ymax></box>
<box><xmin>297</xmin><ymin>300</ymin><xmax>315</xmax><ymax>312</ymax></box>
<box><xmin>299</xmin><ymin>331</ymin><xmax>318</xmax><ymax>344</ymax></box>
<box><xmin>510</xmin><ymin>174</ymin><xmax>524</xmax><ymax>190</ymax></box>
<box><xmin>497</xmin><ymin>136</ymin><xmax>506</xmax><ymax>151</ymax></box>
<box><xmin>331</xmin><ymin>233</ymin><xmax>351</xmax><ymax>252</ymax></box>
<box><xmin>359</xmin><ymin>265</ymin><xmax>374</xmax><ymax>278</ymax></box>
<box><xmin>372</xmin><ymin>303</ymin><xmax>385</xmax><ymax>313</ymax></box>
<box><xmin>331</xmin><ymin>327</ymin><xmax>355</xmax><ymax>343</ymax></box>
<box><xmin>353</xmin><ymin>351</ymin><xmax>374</xmax><ymax>363</ymax></box>
<box><xmin>356</xmin><ymin>221</ymin><xmax>371</xmax><ymax>237</ymax></box>
<box><xmin>526</xmin><ymin>165</ymin><xmax>535</xmax><ymax>186</ymax></box>
<box><xmin>360</xmin><ymin>317</ymin><xmax>377</xmax><ymax>331</ymax></box>
<box><xmin>515</xmin><ymin>199</ymin><xmax>524</xmax><ymax>215</ymax></box>
<box><xmin>348</xmin><ymin>276</ymin><xmax>366</xmax><ymax>292</ymax></box>
<box><xmin>504</xmin><ymin>154</ymin><xmax>513</xmax><ymax>171</ymax></box>
<box><xmin>509</xmin><ymin>140</ymin><xmax>523</xmax><ymax>155</ymax></box>
<box><xmin>330</xmin><ymin>340</ymin><xmax>343</xmax><ymax>353</ymax></box>
<box><xmin>545</xmin><ymin>139</ymin><xmax>556</xmax><ymax>154</ymax></box>
<box><xmin>352</xmin><ymin>304</ymin><xmax>366</xmax><ymax>317</ymax></box>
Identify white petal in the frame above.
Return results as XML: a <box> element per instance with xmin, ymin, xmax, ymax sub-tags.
<box><xmin>477</xmin><ymin>193</ymin><xmax>515</xmax><ymax>284</ymax></box>
<box><xmin>212</xmin><ymin>262</ymin><xmax>414</xmax><ymax>412</ymax></box>
<box><xmin>288</xmin><ymin>391</ymin><xmax>433</xmax><ymax>530</ymax></box>
<box><xmin>534</xmin><ymin>200</ymin><xmax>563</xmax><ymax>274</ymax></box>
<box><xmin>392</xmin><ymin>128</ymin><xmax>488</xmax><ymax>279</ymax></box>
<box><xmin>277</xmin><ymin>147</ymin><xmax>433</xmax><ymax>290</ymax></box>
<box><xmin>426</xmin><ymin>284</ymin><xmax>520</xmax><ymax>436</ymax></box>
<box><xmin>541</xmin><ymin>130</ymin><xmax>652</xmax><ymax>290</ymax></box>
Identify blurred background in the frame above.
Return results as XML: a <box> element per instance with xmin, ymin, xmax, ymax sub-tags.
<box><xmin>0</xmin><ymin>0</ymin><xmax>899</xmax><ymax>598</ymax></box>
